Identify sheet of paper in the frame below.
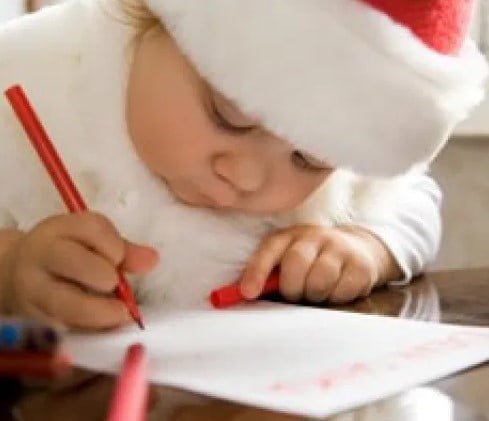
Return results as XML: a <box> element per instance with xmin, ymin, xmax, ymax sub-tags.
<box><xmin>65</xmin><ymin>303</ymin><xmax>489</xmax><ymax>419</ymax></box>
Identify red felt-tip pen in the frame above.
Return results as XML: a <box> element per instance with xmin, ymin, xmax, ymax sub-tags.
<box><xmin>210</xmin><ymin>270</ymin><xmax>280</xmax><ymax>309</ymax></box>
<box><xmin>107</xmin><ymin>344</ymin><xmax>148</xmax><ymax>421</ymax></box>
<box><xmin>0</xmin><ymin>350</ymin><xmax>71</xmax><ymax>378</ymax></box>
<box><xmin>4</xmin><ymin>85</ymin><xmax>144</xmax><ymax>330</ymax></box>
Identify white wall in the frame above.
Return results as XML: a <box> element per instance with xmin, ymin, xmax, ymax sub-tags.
<box><xmin>431</xmin><ymin>138</ymin><xmax>489</xmax><ymax>270</ymax></box>
<box><xmin>456</xmin><ymin>98</ymin><xmax>489</xmax><ymax>135</ymax></box>
<box><xmin>439</xmin><ymin>7</ymin><xmax>488</xmax><ymax>273</ymax></box>
<box><xmin>455</xmin><ymin>0</ymin><xmax>489</xmax><ymax>135</ymax></box>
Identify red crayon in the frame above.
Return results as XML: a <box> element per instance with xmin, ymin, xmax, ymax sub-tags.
<box><xmin>107</xmin><ymin>344</ymin><xmax>148</xmax><ymax>421</ymax></box>
<box><xmin>0</xmin><ymin>351</ymin><xmax>71</xmax><ymax>378</ymax></box>
<box><xmin>4</xmin><ymin>85</ymin><xmax>144</xmax><ymax>330</ymax></box>
<box><xmin>210</xmin><ymin>270</ymin><xmax>280</xmax><ymax>309</ymax></box>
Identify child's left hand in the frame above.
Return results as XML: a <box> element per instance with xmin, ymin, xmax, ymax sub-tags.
<box><xmin>240</xmin><ymin>225</ymin><xmax>401</xmax><ymax>304</ymax></box>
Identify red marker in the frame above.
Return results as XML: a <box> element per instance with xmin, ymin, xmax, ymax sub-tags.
<box><xmin>0</xmin><ymin>351</ymin><xmax>71</xmax><ymax>378</ymax></box>
<box><xmin>107</xmin><ymin>344</ymin><xmax>148</xmax><ymax>421</ymax></box>
<box><xmin>210</xmin><ymin>270</ymin><xmax>280</xmax><ymax>309</ymax></box>
<box><xmin>4</xmin><ymin>85</ymin><xmax>144</xmax><ymax>330</ymax></box>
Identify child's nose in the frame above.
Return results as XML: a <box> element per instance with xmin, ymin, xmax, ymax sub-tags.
<box><xmin>212</xmin><ymin>152</ymin><xmax>266</xmax><ymax>194</ymax></box>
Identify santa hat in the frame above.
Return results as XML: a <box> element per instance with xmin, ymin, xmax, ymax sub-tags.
<box><xmin>145</xmin><ymin>0</ymin><xmax>488</xmax><ymax>176</ymax></box>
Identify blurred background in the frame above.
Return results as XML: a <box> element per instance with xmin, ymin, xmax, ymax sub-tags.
<box><xmin>1</xmin><ymin>0</ymin><xmax>488</xmax><ymax>272</ymax></box>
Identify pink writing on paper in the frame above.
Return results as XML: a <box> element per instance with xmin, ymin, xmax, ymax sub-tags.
<box><xmin>266</xmin><ymin>331</ymin><xmax>488</xmax><ymax>396</ymax></box>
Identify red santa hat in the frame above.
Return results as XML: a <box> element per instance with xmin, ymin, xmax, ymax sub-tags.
<box><xmin>145</xmin><ymin>0</ymin><xmax>488</xmax><ymax>176</ymax></box>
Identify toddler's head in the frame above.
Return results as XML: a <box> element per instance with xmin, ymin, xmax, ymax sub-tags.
<box><xmin>121</xmin><ymin>0</ymin><xmax>487</xmax><ymax>215</ymax></box>
<box><xmin>126</xmin><ymin>16</ymin><xmax>332</xmax><ymax>215</ymax></box>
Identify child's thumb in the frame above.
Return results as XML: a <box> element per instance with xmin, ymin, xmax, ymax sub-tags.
<box><xmin>121</xmin><ymin>241</ymin><xmax>160</xmax><ymax>273</ymax></box>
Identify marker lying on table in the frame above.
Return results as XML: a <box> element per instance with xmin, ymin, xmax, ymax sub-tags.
<box><xmin>4</xmin><ymin>84</ymin><xmax>145</xmax><ymax>330</ymax></box>
<box><xmin>107</xmin><ymin>343</ymin><xmax>148</xmax><ymax>421</ymax></box>
<box><xmin>210</xmin><ymin>270</ymin><xmax>280</xmax><ymax>309</ymax></box>
<box><xmin>0</xmin><ymin>318</ymin><xmax>60</xmax><ymax>352</ymax></box>
<box><xmin>0</xmin><ymin>317</ymin><xmax>71</xmax><ymax>378</ymax></box>
<box><xmin>0</xmin><ymin>350</ymin><xmax>71</xmax><ymax>378</ymax></box>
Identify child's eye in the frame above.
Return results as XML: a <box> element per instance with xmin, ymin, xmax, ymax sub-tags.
<box><xmin>211</xmin><ymin>104</ymin><xmax>250</xmax><ymax>134</ymax></box>
<box><xmin>291</xmin><ymin>151</ymin><xmax>328</xmax><ymax>172</ymax></box>
<box><xmin>209</xmin><ymin>96</ymin><xmax>256</xmax><ymax>135</ymax></box>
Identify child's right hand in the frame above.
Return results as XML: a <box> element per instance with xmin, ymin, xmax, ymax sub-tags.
<box><xmin>0</xmin><ymin>212</ymin><xmax>159</xmax><ymax>330</ymax></box>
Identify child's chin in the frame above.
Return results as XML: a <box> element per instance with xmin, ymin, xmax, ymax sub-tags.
<box><xmin>172</xmin><ymin>190</ymin><xmax>225</xmax><ymax>212</ymax></box>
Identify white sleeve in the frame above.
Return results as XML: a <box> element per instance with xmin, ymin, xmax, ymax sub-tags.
<box><xmin>354</xmin><ymin>172</ymin><xmax>442</xmax><ymax>283</ymax></box>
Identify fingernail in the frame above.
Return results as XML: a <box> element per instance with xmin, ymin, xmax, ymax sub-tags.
<box><xmin>139</xmin><ymin>248</ymin><xmax>160</xmax><ymax>269</ymax></box>
<box><xmin>148</xmin><ymin>248</ymin><xmax>160</xmax><ymax>262</ymax></box>
<box><xmin>240</xmin><ymin>282</ymin><xmax>258</xmax><ymax>299</ymax></box>
<box><xmin>143</xmin><ymin>246</ymin><xmax>159</xmax><ymax>257</ymax></box>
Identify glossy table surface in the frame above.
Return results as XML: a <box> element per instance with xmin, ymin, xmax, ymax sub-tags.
<box><xmin>4</xmin><ymin>268</ymin><xmax>489</xmax><ymax>421</ymax></box>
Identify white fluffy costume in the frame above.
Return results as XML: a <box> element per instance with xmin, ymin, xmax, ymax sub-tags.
<box><xmin>0</xmin><ymin>0</ymin><xmax>475</xmax><ymax>309</ymax></box>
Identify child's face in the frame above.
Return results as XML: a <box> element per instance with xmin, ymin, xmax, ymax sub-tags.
<box><xmin>127</xmin><ymin>29</ymin><xmax>332</xmax><ymax>215</ymax></box>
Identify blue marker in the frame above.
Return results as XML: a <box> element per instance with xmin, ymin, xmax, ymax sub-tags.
<box><xmin>0</xmin><ymin>323</ymin><xmax>21</xmax><ymax>349</ymax></box>
<box><xmin>0</xmin><ymin>319</ymin><xmax>60</xmax><ymax>352</ymax></box>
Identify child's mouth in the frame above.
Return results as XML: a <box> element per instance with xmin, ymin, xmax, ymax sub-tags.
<box><xmin>174</xmin><ymin>187</ymin><xmax>231</xmax><ymax>210</ymax></box>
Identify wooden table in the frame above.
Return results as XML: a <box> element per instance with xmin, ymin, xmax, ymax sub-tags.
<box><xmin>4</xmin><ymin>268</ymin><xmax>489</xmax><ymax>421</ymax></box>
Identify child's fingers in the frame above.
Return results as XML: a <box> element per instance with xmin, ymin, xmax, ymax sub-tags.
<box><xmin>240</xmin><ymin>232</ymin><xmax>292</xmax><ymax>299</ymax></box>
<box><xmin>46</xmin><ymin>212</ymin><xmax>158</xmax><ymax>274</ymax></box>
<box><xmin>279</xmin><ymin>240</ymin><xmax>320</xmax><ymax>302</ymax></box>
<box><xmin>304</xmin><ymin>250</ymin><xmax>343</xmax><ymax>303</ymax></box>
<box><xmin>49</xmin><ymin>212</ymin><xmax>126</xmax><ymax>267</ymax></box>
<box><xmin>35</xmin><ymin>275</ymin><xmax>131</xmax><ymax>330</ymax></box>
<box><xmin>121</xmin><ymin>241</ymin><xmax>159</xmax><ymax>274</ymax></box>
<box><xmin>43</xmin><ymin>239</ymin><xmax>119</xmax><ymax>293</ymax></box>
<box><xmin>21</xmin><ymin>303</ymin><xmax>68</xmax><ymax>332</ymax></box>
<box><xmin>329</xmin><ymin>261</ymin><xmax>373</xmax><ymax>304</ymax></box>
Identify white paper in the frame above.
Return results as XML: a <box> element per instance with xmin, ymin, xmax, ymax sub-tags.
<box><xmin>65</xmin><ymin>303</ymin><xmax>489</xmax><ymax>419</ymax></box>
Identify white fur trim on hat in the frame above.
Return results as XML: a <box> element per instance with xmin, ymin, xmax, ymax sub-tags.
<box><xmin>145</xmin><ymin>0</ymin><xmax>488</xmax><ymax>176</ymax></box>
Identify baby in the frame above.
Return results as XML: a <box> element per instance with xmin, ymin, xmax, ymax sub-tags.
<box><xmin>0</xmin><ymin>0</ymin><xmax>485</xmax><ymax>330</ymax></box>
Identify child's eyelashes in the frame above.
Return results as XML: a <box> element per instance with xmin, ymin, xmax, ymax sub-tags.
<box><xmin>206</xmin><ymin>90</ymin><xmax>329</xmax><ymax>173</ymax></box>
<box><xmin>204</xmin><ymin>88</ymin><xmax>257</xmax><ymax>135</ymax></box>
<box><xmin>291</xmin><ymin>151</ymin><xmax>329</xmax><ymax>173</ymax></box>
<box><xmin>210</xmin><ymin>101</ymin><xmax>255</xmax><ymax>135</ymax></box>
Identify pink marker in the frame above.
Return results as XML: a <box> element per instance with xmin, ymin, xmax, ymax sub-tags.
<box><xmin>107</xmin><ymin>344</ymin><xmax>149</xmax><ymax>421</ymax></box>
